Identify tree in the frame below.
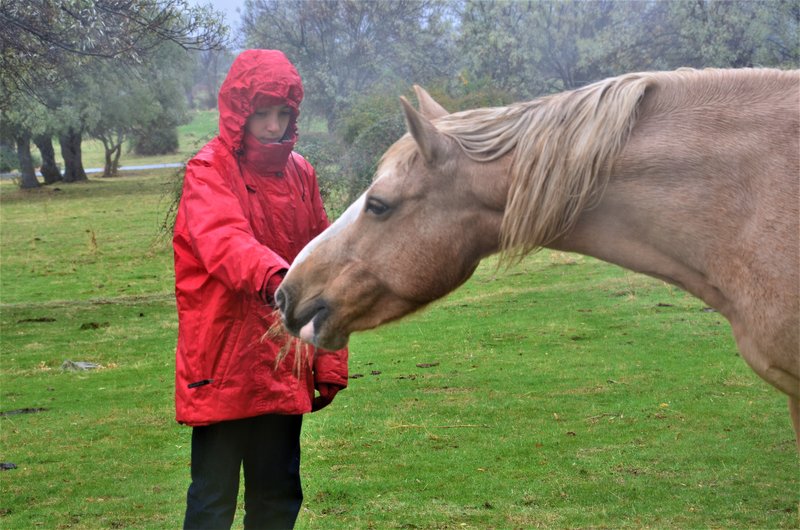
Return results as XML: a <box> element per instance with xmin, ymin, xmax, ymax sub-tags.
<box><xmin>58</xmin><ymin>128</ymin><xmax>87</xmax><ymax>183</ymax></box>
<box><xmin>461</xmin><ymin>0</ymin><xmax>651</xmax><ymax>98</ymax></box>
<box><xmin>660</xmin><ymin>0</ymin><xmax>799</xmax><ymax>68</ymax></box>
<box><xmin>0</xmin><ymin>89</ymin><xmax>62</xmax><ymax>188</ymax></box>
<box><xmin>242</xmin><ymin>0</ymin><xmax>459</xmax><ymax>131</ymax></box>
<box><xmin>459</xmin><ymin>0</ymin><xmax>799</xmax><ymax>102</ymax></box>
<box><xmin>0</xmin><ymin>0</ymin><xmax>228</xmax><ymax>108</ymax></box>
<box><xmin>1</xmin><ymin>0</ymin><xmax>228</xmax><ymax>189</ymax></box>
<box><xmin>14</xmin><ymin>132</ymin><xmax>39</xmax><ymax>189</ymax></box>
<box><xmin>33</xmin><ymin>134</ymin><xmax>62</xmax><ymax>184</ymax></box>
<box><xmin>84</xmin><ymin>68</ymin><xmax>142</xmax><ymax>177</ymax></box>
<box><xmin>84</xmin><ymin>42</ymin><xmax>193</xmax><ymax>176</ymax></box>
<box><xmin>130</xmin><ymin>44</ymin><xmax>193</xmax><ymax>156</ymax></box>
<box><xmin>190</xmin><ymin>48</ymin><xmax>235</xmax><ymax>109</ymax></box>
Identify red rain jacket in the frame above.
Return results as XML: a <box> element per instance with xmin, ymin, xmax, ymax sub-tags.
<box><xmin>173</xmin><ymin>50</ymin><xmax>348</xmax><ymax>426</ymax></box>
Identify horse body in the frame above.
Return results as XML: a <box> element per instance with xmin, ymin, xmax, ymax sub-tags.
<box><xmin>552</xmin><ymin>70</ymin><xmax>799</xmax><ymax>399</ymax></box>
<box><xmin>276</xmin><ymin>68</ymin><xmax>800</xmax><ymax>438</ymax></box>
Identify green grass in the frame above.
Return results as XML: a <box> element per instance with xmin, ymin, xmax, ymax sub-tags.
<box><xmin>1</xmin><ymin>172</ymin><xmax>798</xmax><ymax>528</ymax></box>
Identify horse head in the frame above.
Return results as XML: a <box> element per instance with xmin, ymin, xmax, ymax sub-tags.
<box><xmin>276</xmin><ymin>87</ymin><xmax>508</xmax><ymax>350</ymax></box>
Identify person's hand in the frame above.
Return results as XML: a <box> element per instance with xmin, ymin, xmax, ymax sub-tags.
<box><xmin>261</xmin><ymin>270</ymin><xmax>286</xmax><ymax>308</ymax></box>
<box><xmin>312</xmin><ymin>383</ymin><xmax>343</xmax><ymax>411</ymax></box>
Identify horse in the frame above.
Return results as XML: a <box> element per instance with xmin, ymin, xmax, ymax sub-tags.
<box><xmin>276</xmin><ymin>68</ymin><xmax>800</xmax><ymax>442</ymax></box>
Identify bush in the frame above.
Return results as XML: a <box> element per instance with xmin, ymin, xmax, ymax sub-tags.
<box><xmin>296</xmin><ymin>132</ymin><xmax>351</xmax><ymax>217</ymax></box>
<box><xmin>343</xmin><ymin>114</ymin><xmax>406</xmax><ymax>201</ymax></box>
<box><xmin>296</xmin><ymin>132</ymin><xmax>342</xmax><ymax>173</ymax></box>
<box><xmin>333</xmin><ymin>83</ymin><xmax>512</xmax><ymax>204</ymax></box>
<box><xmin>0</xmin><ymin>142</ymin><xmax>17</xmax><ymax>172</ymax></box>
<box><xmin>334</xmin><ymin>92</ymin><xmax>408</xmax><ymax>202</ymax></box>
<box><xmin>132</xmin><ymin>117</ymin><xmax>180</xmax><ymax>156</ymax></box>
<box><xmin>0</xmin><ymin>141</ymin><xmax>42</xmax><ymax>173</ymax></box>
<box><xmin>426</xmin><ymin>75</ymin><xmax>515</xmax><ymax>112</ymax></box>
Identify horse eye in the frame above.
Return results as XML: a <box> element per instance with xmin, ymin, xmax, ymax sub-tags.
<box><xmin>365</xmin><ymin>197</ymin><xmax>390</xmax><ymax>216</ymax></box>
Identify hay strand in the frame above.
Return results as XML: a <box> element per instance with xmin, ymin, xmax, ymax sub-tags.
<box><xmin>264</xmin><ymin>309</ymin><xmax>314</xmax><ymax>375</ymax></box>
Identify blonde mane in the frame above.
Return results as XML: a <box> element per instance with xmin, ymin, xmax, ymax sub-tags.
<box><xmin>434</xmin><ymin>72</ymin><xmax>655</xmax><ymax>260</ymax></box>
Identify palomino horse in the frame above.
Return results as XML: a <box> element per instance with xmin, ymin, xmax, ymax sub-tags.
<box><xmin>276</xmin><ymin>68</ymin><xmax>800</xmax><ymax>441</ymax></box>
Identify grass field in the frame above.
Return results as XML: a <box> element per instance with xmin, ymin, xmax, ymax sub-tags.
<box><xmin>1</xmin><ymin>170</ymin><xmax>798</xmax><ymax>529</ymax></box>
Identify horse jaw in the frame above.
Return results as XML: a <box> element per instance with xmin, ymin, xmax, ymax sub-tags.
<box><xmin>280</xmin><ymin>259</ymin><xmax>421</xmax><ymax>350</ymax></box>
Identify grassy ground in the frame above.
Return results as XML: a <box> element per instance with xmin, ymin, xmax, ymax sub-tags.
<box><xmin>0</xmin><ymin>171</ymin><xmax>797</xmax><ymax>529</ymax></box>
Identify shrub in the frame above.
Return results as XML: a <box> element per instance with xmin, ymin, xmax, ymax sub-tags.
<box><xmin>334</xmin><ymin>92</ymin><xmax>408</xmax><ymax>202</ymax></box>
<box><xmin>296</xmin><ymin>132</ymin><xmax>351</xmax><ymax>217</ymax></box>
<box><xmin>333</xmin><ymin>83</ymin><xmax>512</xmax><ymax>205</ymax></box>
<box><xmin>0</xmin><ymin>142</ymin><xmax>16</xmax><ymax>172</ymax></box>
<box><xmin>132</xmin><ymin>121</ymin><xmax>180</xmax><ymax>155</ymax></box>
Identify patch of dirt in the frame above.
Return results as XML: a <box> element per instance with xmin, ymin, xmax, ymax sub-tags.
<box><xmin>79</xmin><ymin>321</ymin><xmax>110</xmax><ymax>330</ymax></box>
<box><xmin>16</xmin><ymin>317</ymin><xmax>56</xmax><ymax>323</ymax></box>
<box><xmin>416</xmin><ymin>362</ymin><xmax>439</xmax><ymax>368</ymax></box>
<box><xmin>0</xmin><ymin>407</ymin><xmax>47</xmax><ymax>417</ymax></box>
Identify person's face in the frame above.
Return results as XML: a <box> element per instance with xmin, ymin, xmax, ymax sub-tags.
<box><xmin>245</xmin><ymin>105</ymin><xmax>292</xmax><ymax>143</ymax></box>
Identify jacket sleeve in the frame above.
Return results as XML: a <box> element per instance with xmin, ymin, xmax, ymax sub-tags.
<box><xmin>313</xmin><ymin>347</ymin><xmax>349</xmax><ymax>388</ymax></box>
<box><xmin>182</xmin><ymin>158</ymin><xmax>289</xmax><ymax>294</ymax></box>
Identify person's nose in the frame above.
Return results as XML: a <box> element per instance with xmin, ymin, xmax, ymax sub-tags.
<box><xmin>265</xmin><ymin>113</ymin><xmax>281</xmax><ymax>134</ymax></box>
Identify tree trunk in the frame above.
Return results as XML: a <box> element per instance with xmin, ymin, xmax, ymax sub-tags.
<box><xmin>101</xmin><ymin>137</ymin><xmax>113</xmax><ymax>178</ymax></box>
<box><xmin>101</xmin><ymin>143</ymin><xmax>122</xmax><ymax>178</ymax></box>
<box><xmin>59</xmin><ymin>128</ymin><xmax>87</xmax><ymax>183</ymax></box>
<box><xmin>15</xmin><ymin>133</ymin><xmax>40</xmax><ymax>189</ymax></box>
<box><xmin>33</xmin><ymin>134</ymin><xmax>62</xmax><ymax>184</ymax></box>
<box><xmin>100</xmin><ymin>134</ymin><xmax>123</xmax><ymax>178</ymax></box>
<box><xmin>111</xmin><ymin>143</ymin><xmax>122</xmax><ymax>175</ymax></box>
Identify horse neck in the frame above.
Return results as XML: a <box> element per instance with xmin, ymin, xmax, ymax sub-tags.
<box><xmin>467</xmin><ymin>154</ymin><xmax>514</xmax><ymax>257</ymax></box>
<box><xmin>547</xmin><ymin>70</ymin><xmax>799</xmax><ymax>322</ymax></box>
<box><xmin>547</xmin><ymin>171</ymin><xmax>736</xmax><ymax>313</ymax></box>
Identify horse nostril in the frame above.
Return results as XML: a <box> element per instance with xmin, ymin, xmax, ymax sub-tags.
<box><xmin>274</xmin><ymin>287</ymin><xmax>287</xmax><ymax>314</ymax></box>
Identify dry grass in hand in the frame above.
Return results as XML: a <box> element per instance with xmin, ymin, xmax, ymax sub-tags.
<box><xmin>264</xmin><ymin>309</ymin><xmax>313</xmax><ymax>374</ymax></box>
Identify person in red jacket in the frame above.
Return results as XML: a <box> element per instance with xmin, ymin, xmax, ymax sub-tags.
<box><xmin>173</xmin><ymin>49</ymin><xmax>348</xmax><ymax>529</ymax></box>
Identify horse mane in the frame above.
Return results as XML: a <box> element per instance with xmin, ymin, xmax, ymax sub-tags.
<box><xmin>433</xmin><ymin>72</ymin><xmax>656</xmax><ymax>261</ymax></box>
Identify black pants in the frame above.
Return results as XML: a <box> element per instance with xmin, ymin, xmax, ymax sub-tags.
<box><xmin>183</xmin><ymin>414</ymin><xmax>303</xmax><ymax>530</ymax></box>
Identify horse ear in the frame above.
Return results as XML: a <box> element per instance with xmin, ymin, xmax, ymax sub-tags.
<box><xmin>413</xmin><ymin>85</ymin><xmax>449</xmax><ymax>120</ymax></box>
<box><xmin>400</xmin><ymin>96</ymin><xmax>450</xmax><ymax>166</ymax></box>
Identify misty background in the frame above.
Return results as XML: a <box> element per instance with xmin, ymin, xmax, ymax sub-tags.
<box><xmin>2</xmin><ymin>0</ymin><xmax>797</xmax><ymax>207</ymax></box>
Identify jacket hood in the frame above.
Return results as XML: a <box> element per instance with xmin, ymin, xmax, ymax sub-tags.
<box><xmin>218</xmin><ymin>49</ymin><xmax>304</xmax><ymax>154</ymax></box>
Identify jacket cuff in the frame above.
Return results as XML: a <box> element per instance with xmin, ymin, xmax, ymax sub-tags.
<box><xmin>260</xmin><ymin>268</ymin><xmax>287</xmax><ymax>306</ymax></box>
<box><xmin>313</xmin><ymin>348</ymin><xmax>349</xmax><ymax>388</ymax></box>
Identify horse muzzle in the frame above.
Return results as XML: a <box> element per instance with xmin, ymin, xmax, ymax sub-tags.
<box><xmin>275</xmin><ymin>285</ymin><xmax>346</xmax><ymax>350</ymax></box>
